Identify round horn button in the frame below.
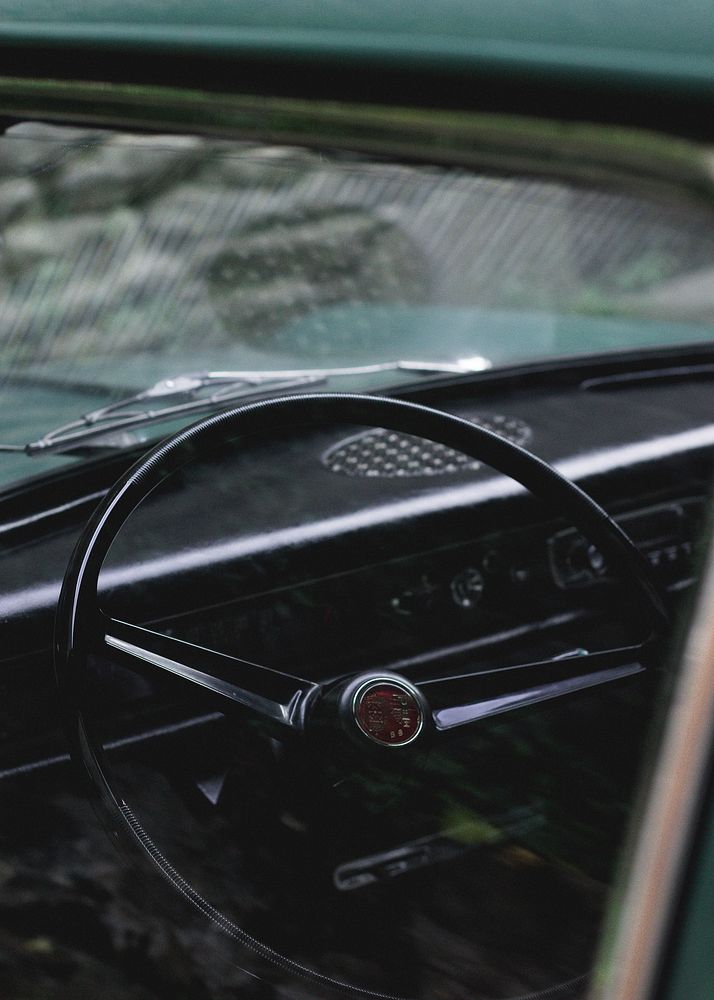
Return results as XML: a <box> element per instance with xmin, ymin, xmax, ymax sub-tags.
<box><xmin>353</xmin><ymin>679</ymin><xmax>423</xmax><ymax>747</ymax></box>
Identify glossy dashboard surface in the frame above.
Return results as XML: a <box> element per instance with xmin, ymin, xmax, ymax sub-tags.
<box><xmin>3</xmin><ymin>354</ymin><xmax>713</xmax><ymax>650</ymax></box>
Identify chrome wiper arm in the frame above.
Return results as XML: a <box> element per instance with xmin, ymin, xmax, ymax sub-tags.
<box><xmin>21</xmin><ymin>371</ymin><xmax>324</xmax><ymax>456</ymax></box>
<box><xmin>201</xmin><ymin>358</ymin><xmax>490</xmax><ymax>380</ymax></box>
<box><xmin>2</xmin><ymin>356</ymin><xmax>490</xmax><ymax>458</ymax></box>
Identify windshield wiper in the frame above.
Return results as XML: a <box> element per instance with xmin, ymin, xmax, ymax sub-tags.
<box><xmin>0</xmin><ymin>357</ymin><xmax>490</xmax><ymax>458</ymax></box>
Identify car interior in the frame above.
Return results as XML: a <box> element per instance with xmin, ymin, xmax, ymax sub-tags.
<box><xmin>1</xmin><ymin>117</ymin><xmax>713</xmax><ymax>1000</ymax></box>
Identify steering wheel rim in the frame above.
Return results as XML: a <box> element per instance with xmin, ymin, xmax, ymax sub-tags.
<box><xmin>55</xmin><ymin>392</ymin><xmax>668</xmax><ymax>999</ymax></box>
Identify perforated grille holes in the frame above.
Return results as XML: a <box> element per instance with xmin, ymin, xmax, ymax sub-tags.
<box><xmin>322</xmin><ymin>415</ymin><xmax>531</xmax><ymax>478</ymax></box>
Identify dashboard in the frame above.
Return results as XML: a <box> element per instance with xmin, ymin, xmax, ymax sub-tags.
<box><xmin>3</xmin><ymin>351</ymin><xmax>712</xmax><ymax>663</ymax></box>
<box><xmin>1</xmin><ymin>349</ymin><xmax>713</xmax><ymax>999</ymax></box>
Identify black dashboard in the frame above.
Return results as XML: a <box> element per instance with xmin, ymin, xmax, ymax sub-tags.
<box><xmin>2</xmin><ymin>349</ymin><xmax>712</xmax><ymax>772</ymax></box>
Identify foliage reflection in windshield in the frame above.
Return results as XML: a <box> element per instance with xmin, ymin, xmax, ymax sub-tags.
<box><xmin>0</xmin><ymin>120</ymin><xmax>713</xmax><ymax>486</ymax></box>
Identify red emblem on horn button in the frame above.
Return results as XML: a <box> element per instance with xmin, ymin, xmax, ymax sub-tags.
<box><xmin>353</xmin><ymin>679</ymin><xmax>423</xmax><ymax>747</ymax></box>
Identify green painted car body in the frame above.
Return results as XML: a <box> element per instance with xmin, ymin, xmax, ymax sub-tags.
<box><xmin>0</xmin><ymin>0</ymin><xmax>711</xmax><ymax>96</ymax></box>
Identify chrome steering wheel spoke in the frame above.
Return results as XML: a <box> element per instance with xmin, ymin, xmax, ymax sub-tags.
<box><xmin>100</xmin><ymin>615</ymin><xmax>318</xmax><ymax>731</ymax></box>
<box><xmin>418</xmin><ymin>644</ymin><xmax>647</xmax><ymax>732</ymax></box>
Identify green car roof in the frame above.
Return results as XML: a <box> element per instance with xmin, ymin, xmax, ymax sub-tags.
<box><xmin>0</xmin><ymin>1</ymin><xmax>712</xmax><ymax>98</ymax></box>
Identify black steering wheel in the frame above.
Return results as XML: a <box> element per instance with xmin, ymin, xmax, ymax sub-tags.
<box><xmin>55</xmin><ymin>392</ymin><xmax>668</xmax><ymax>999</ymax></box>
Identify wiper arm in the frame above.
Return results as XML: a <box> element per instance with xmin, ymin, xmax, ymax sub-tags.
<box><xmin>1</xmin><ymin>357</ymin><xmax>490</xmax><ymax>458</ymax></box>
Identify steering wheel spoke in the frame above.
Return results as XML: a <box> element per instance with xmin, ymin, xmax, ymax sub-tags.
<box><xmin>420</xmin><ymin>644</ymin><xmax>646</xmax><ymax>732</ymax></box>
<box><xmin>101</xmin><ymin>615</ymin><xmax>318</xmax><ymax>731</ymax></box>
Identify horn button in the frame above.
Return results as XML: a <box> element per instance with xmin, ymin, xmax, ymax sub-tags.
<box><xmin>344</xmin><ymin>674</ymin><xmax>426</xmax><ymax>747</ymax></box>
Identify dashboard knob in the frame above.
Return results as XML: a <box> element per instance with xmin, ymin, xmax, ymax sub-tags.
<box><xmin>450</xmin><ymin>567</ymin><xmax>485</xmax><ymax>609</ymax></box>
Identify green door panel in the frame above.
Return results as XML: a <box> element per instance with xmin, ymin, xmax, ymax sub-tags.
<box><xmin>662</xmin><ymin>787</ymin><xmax>714</xmax><ymax>1000</ymax></box>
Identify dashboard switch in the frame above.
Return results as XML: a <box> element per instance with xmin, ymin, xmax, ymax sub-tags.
<box><xmin>450</xmin><ymin>567</ymin><xmax>485</xmax><ymax>609</ymax></box>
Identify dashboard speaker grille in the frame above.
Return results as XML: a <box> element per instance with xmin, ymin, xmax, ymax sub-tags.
<box><xmin>322</xmin><ymin>415</ymin><xmax>531</xmax><ymax>478</ymax></box>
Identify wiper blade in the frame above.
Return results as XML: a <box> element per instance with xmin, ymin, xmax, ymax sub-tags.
<box><xmin>1</xmin><ymin>357</ymin><xmax>490</xmax><ymax>458</ymax></box>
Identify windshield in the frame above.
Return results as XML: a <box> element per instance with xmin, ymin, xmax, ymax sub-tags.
<box><xmin>1</xmin><ymin>120</ymin><xmax>713</xmax><ymax>487</ymax></box>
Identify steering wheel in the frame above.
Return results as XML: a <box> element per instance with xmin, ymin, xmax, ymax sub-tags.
<box><xmin>55</xmin><ymin>393</ymin><xmax>667</xmax><ymax>999</ymax></box>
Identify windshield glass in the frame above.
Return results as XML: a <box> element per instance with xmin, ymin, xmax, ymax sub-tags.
<box><xmin>1</xmin><ymin>121</ymin><xmax>713</xmax><ymax>487</ymax></box>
